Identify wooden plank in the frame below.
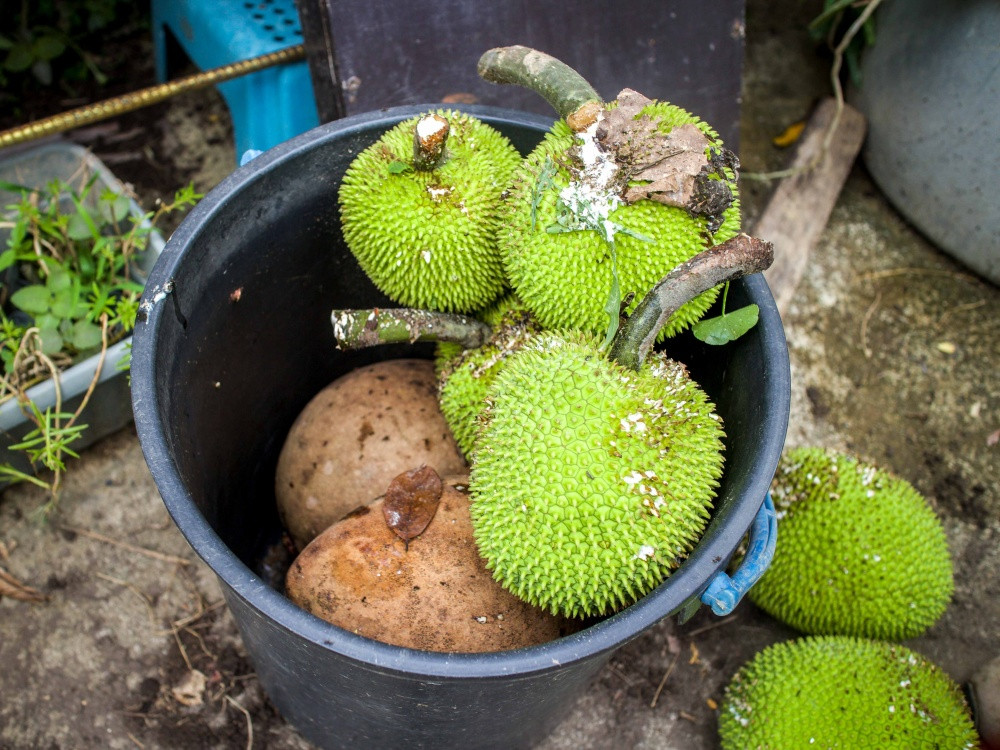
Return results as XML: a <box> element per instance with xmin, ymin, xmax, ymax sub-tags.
<box><xmin>755</xmin><ymin>98</ymin><xmax>868</xmax><ymax>315</ymax></box>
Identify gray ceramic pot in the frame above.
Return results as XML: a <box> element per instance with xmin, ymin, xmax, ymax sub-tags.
<box><xmin>853</xmin><ymin>0</ymin><xmax>1000</xmax><ymax>284</ymax></box>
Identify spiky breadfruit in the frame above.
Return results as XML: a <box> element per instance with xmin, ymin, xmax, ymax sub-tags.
<box><xmin>436</xmin><ymin>307</ymin><xmax>541</xmax><ymax>457</ymax></box>
<box><xmin>498</xmin><ymin>101</ymin><xmax>740</xmax><ymax>339</ymax></box>
<box><xmin>470</xmin><ymin>331</ymin><xmax>725</xmax><ymax>618</ymax></box>
<box><xmin>749</xmin><ymin>447</ymin><xmax>954</xmax><ymax>640</ymax></box>
<box><xmin>719</xmin><ymin>636</ymin><xmax>979</xmax><ymax>749</ymax></box>
<box><xmin>339</xmin><ymin>110</ymin><xmax>521</xmax><ymax>312</ymax></box>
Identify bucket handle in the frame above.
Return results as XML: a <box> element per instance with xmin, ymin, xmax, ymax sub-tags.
<box><xmin>699</xmin><ymin>492</ymin><xmax>777</xmax><ymax>616</ymax></box>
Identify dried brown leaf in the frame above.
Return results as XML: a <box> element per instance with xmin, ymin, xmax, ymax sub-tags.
<box><xmin>171</xmin><ymin>669</ymin><xmax>207</xmax><ymax>707</ymax></box>
<box><xmin>594</xmin><ymin>88</ymin><xmax>737</xmax><ymax>229</ymax></box>
<box><xmin>0</xmin><ymin>566</ymin><xmax>47</xmax><ymax>603</ymax></box>
<box><xmin>382</xmin><ymin>466</ymin><xmax>443</xmax><ymax>546</ymax></box>
<box><xmin>596</xmin><ymin>88</ymin><xmax>711</xmax><ymax>208</ymax></box>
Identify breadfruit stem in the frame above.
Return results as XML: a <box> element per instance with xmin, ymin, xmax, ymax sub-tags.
<box><xmin>413</xmin><ymin>114</ymin><xmax>450</xmax><ymax>171</ymax></box>
<box><xmin>477</xmin><ymin>46</ymin><xmax>602</xmax><ymax>130</ymax></box>
<box><xmin>330</xmin><ymin>308</ymin><xmax>491</xmax><ymax>350</ymax></box>
<box><xmin>609</xmin><ymin>234</ymin><xmax>775</xmax><ymax>371</ymax></box>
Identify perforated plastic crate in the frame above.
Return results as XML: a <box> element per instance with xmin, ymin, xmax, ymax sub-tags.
<box><xmin>152</xmin><ymin>0</ymin><xmax>319</xmax><ymax>158</ymax></box>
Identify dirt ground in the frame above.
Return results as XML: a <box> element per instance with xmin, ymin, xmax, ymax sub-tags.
<box><xmin>1</xmin><ymin>2</ymin><xmax>997</xmax><ymax>748</ymax></box>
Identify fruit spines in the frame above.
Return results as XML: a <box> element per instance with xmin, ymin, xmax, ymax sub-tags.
<box><xmin>719</xmin><ymin>635</ymin><xmax>979</xmax><ymax>749</ymax></box>
<box><xmin>339</xmin><ymin>109</ymin><xmax>521</xmax><ymax>312</ymax></box>
<box><xmin>470</xmin><ymin>332</ymin><xmax>725</xmax><ymax>618</ymax></box>
<box><xmin>749</xmin><ymin>446</ymin><xmax>954</xmax><ymax>640</ymax></box>
<box><xmin>436</xmin><ymin>306</ymin><xmax>541</xmax><ymax>457</ymax></box>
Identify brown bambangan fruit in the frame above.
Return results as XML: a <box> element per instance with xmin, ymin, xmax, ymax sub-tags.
<box><xmin>275</xmin><ymin>359</ymin><xmax>467</xmax><ymax>549</ymax></box>
<box><xmin>284</xmin><ymin>474</ymin><xmax>565</xmax><ymax>652</ymax></box>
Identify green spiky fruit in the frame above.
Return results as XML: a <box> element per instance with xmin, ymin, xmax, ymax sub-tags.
<box><xmin>719</xmin><ymin>636</ymin><xmax>979</xmax><ymax>749</ymax></box>
<box><xmin>339</xmin><ymin>110</ymin><xmax>521</xmax><ymax>312</ymax></box>
<box><xmin>749</xmin><ymin>447</ymin><xmax>954</xmax><ymax>640</ymax></box>
<box><xmin>437</xmin><ymin>307</ymin><xmax>541</xmax><ymax>457</ymax></box>
<box><xmin>498</xmin><ymin>101</ymin><xmax>740</xmax><ymax>339</ymax></box>
<box><xmin>470</xmin><ymin>332</ymin><xmax>725</xmax><ymax>618</ymax></box>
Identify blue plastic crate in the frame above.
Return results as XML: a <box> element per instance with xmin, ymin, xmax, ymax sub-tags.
<box><xmin>152</xmin><ymin>0</ymin><xmax>319</xmax><ymax>158</ymax></box>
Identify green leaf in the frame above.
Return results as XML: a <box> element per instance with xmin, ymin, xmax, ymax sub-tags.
<box><xmin>4</xmin><ymin>42</ymin><xmax>34</xmax><ymax>73</ymax></box>
<box><xmin>599</xmin><ymin>241</ymin><xmax>622</xmax><ymax>351</ymax></box>
<box><xmin>692</xmin><ymin>304</ymin><xmax>760</xmax><ymax>346</ymax></box>
<box><xmin>70</xmin><ymin>320</ymin><xmax>103</xmax><ymax>351</ymax></box>
<box><xmin>0</xmin><ymin>34</ymin><xmax>14</xmax><ymax>51</ymax></box>
<box><xmin>387</xmin><ymin>161</ymin><xmax>411</xmax><ymax>174</ymax></box>
<box><xmin>67</xmin><ymin>212</ymin><xmax>96</xmax><ymax>240</ymax></box>
<box><xmin>0</xmin><ymin>248</ymin><xmax>15</xmax><ymax>271</ymax></box>
<box><xmin>99</xmin><ymin>193</ymin><xmax>131</xmax><ymax>223</ymax></box>
<box><xmin>37</xmin><ymin>326</ymin><xmax>63</xmax><ymax>355</ymax></box>
<box><xmin>48</xmin><ymin>287</ymin><xmax>76</xmax><ymax>318</ymax></box>
<box><xmin>45</xmin><ymin>265</ymin><xmax>72</xmax><ymax>292</ymax></box>
<box><xmin>11</xmin><ymin>285</ymin><xmax>52</xmax><ymax>315</ymax></box>
<box><xmin>32</xmin><ymin>35</ymin><xmax>66</xmax><ymax>62</ymax></box>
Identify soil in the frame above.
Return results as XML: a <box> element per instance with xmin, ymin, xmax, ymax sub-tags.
<box><xmin>1</xmin><ymin>1</ymin><xmax>998</xmax><ymax>748</ymax></box>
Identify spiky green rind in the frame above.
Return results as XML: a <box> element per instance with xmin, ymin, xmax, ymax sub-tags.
<box><xmin>470</xmin><ymin>332</ymin><xmax>725</xmax><ymax>618</ymax></box>
<box><xmin>749</xmin><ymin>447</ymin><xmax>954</xmax><ymax>640</ymax></box>
<box><xmin>436</xmin><ymin>308</ymin><xmax>540</xmax><ymax>457</ymax></box>
<box><xmin>498</xmin><ymin>102</ymin><xmax>740</xmax><ymax>339</ymax></box>
<box><xmin>339</xmin><ymin>110</ymin><xmax>521</xmax><ymax>312</ymax></box>
<box><xmin>719</xmin><ymin>636</ymin><xmax>979</xmax><ymax>749</ymax></box>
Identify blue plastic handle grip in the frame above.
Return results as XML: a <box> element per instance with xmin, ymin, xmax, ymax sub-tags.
<box><xmin>700</xmin><ymin>493</ymin><xmax>777</xmax><ymax>616</ymax></box>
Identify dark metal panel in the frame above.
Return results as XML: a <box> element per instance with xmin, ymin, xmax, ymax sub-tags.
<box><xmin>297</xmin><ymin>0</ymin><xmax>745</xmax><ymax>148</ymax></box>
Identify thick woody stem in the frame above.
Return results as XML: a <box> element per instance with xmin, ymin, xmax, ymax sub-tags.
<box><xmin>413</xmin><ymin>114</ymin><xmax>450</xmax><ymax>171</ymax></box>
<box><xmin>331</xmin><ymin>308</ymin><xmax>492</xmax><ymax>351</ymax></box>
<box><xmin>609</xmin><ymin>234</ymin><xmax>775</xmax><ymax>371</ymax></box>
<box><xmin>477</xmin><ymin>46</ymin><xmax>602</xmax><ymax>129</ymax></box>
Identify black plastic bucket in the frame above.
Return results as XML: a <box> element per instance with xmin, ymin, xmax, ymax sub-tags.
<box><xmin>131</xmin><ymin>105</ymin><xmax>790</xmax><ymax>749</ymax></box>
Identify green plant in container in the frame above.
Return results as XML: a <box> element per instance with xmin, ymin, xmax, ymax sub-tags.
<box><xmin>0</xmin><ymin>176</ymin><xmax>199</xmax><ymax>510</ymax></box>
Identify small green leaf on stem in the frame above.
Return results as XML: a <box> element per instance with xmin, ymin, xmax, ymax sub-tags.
<box><xmin>692</xmin><ymin>303</ymin><xmax>760</xmax><ymax>345</ymax></box>
<box><xmin>531</xmin><ymin>157</ymin><xmax>557</xmax><ymax>231</ymax></box>
<box><xmin>600</xmin><ymin>241</ymin><xmax>622</xmax><ymax>350</ymax></box>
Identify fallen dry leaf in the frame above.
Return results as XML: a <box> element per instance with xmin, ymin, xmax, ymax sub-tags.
<box><xmin>382</xmin><ymin>466</ymin><xmax>443</xmax><ymax>547</ymax></box>
<box><xmin>688</xmin><ymin>641</ymin><xmax>701</xmax><ymax>665</ymax></box>
<box><xmin>0</xmin><ymin>566</ymin><xmax>46</xmax><ymax>603</ymax></box>
<box><xmin>171</xmin><ymin>669</ymin><xmax>207</xmax><ymax>707</ymax></box>
<box><xmin>987</xmin><ymin>429</ymin><xmax>999</xmax><ymax>447</ymax></box>
<box><xmin>772</xmin><ymin>120</ymin><xmax>806</xmax><ymax>148</ymax></box>
<box><xmin>594</xmin><ymin>87</ymin><xmax>737</xmax><ymax>229</ymax></box>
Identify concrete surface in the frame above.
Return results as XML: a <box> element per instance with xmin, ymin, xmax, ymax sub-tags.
<box><xmin>1</xmin><ymin>1</ymin><xmax>997</xmax><ymax>748</ymax></box>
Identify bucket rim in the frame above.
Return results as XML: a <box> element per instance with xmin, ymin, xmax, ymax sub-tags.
<box><xmin>131</xmin><ymin>103</ymin><xmax>790</xmax><ymax>680</ymax></box>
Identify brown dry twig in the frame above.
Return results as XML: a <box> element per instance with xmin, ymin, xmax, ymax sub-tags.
<box><xmin>0</xmin><ymin>565</ymin><xmax>47</xmax><ymax>603</ymax></box>
<box><xmin>225</xmin><ymin>695</ymin><xmax>254</xmax><ymax>750</ymax></box>
<box><xmin>649</xmin><ymin>650</ymin><xmax>681</xmax><ymax>708</ymax></box>
<box><xmin>860</xmin><ymin>290</ymin><xmax>882</xmax><ymax>359</ymax></box>
<box><xmin>62</xmin><ymin>525</ymin><xmax>191</xmax><ymax>566</ymax></box>
<box><xmin>685</xmin><ymin>615</ymin><xmax>739</xmax><ymax>638</ymax></box>
<box><xmin>96</xmin><ymin>572</ymin><xmax>159</xmax><ymax>629</ymax></box>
